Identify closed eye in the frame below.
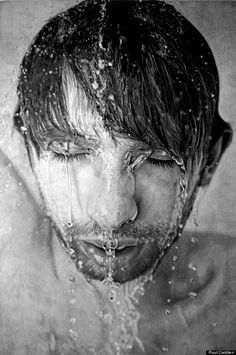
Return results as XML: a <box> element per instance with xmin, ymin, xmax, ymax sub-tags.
<box><xmin>47</xmin><ymin>141</ymin><xmax>92</xmax><ymax>162</ymax></box>
<box><xmin>146</xmin><ymin>149</ymin><xmax>174</xmax><ymax>168</ymax></box>
<box><xmin>50</xmin><ymin>151</ymin><xmax>89</xmax><ymax>162</ymax></box>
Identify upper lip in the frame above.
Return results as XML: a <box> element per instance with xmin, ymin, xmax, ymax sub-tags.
<box><xmin>81</xmin><ymin>239</ymin><xmax>139</xmax><ymax>251</ymax></box>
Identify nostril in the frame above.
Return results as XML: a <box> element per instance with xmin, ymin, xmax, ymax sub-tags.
<box><xmin>125</xmin><ymin>209</ymin><xmax>138</xmax><ymax>224</ymax></box>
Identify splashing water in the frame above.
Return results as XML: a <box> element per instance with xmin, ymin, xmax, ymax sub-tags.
<box><xmin>102</xmin><ymin>231</ymin><xmax>119</xmax><ymax>302</ymax></box>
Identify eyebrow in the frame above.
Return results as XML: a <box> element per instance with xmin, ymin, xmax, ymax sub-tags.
<box><xmin>38</xmin><ymin>127</ymin><xmax>158</xmax><ymax>154</ymax></box>
<box><xmin>38</xmin><ymin>127</ymin><xmax>100</xmax><ymax>147</ymax></box>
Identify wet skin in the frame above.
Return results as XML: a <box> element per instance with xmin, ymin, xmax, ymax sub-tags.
<box><xmin>28</xmin><ymin>85</ymin><xmax>202</xmax><ymax>283</ymax></box>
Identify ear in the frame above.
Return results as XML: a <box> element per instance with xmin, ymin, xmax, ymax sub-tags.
<box><xmin>200</xmin><ymin>123</ymin><xmax>232</xmax><ymax>186</ymax></box>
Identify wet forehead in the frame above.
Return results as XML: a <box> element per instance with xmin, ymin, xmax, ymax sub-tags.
<box><xmin>59</xmin><ymin>77</ymin><xmax>150</xmax><ymax>152</ymax></box>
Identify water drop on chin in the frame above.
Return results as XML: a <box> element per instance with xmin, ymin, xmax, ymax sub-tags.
<box><xmin>162</xmin><ymin>346</ymin><xmax>168</xmax><ymax>352</ymax></box>
<box><xmin>109</xmin><ymin>288</ymin><xmax>117</xmax><ymax>302</ymax></box>
<box><xmin>188</xmin><ymin>291</ymin><xmax>197</xmax><ymax>299</ymax></box>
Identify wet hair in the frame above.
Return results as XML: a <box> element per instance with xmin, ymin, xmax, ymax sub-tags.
<box><xmin>16</xmin><ymin>0</ymin><xmax>231</xmax><ymax>170</ymax></box>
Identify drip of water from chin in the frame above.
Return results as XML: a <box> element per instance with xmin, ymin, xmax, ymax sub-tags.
<box><xmin>102</xmin><ymin>230</ymin><xmax>119</xmax><ymax>302</ymax></box>
<box><xmin>112</xmin><ymin>272</ymin><xmax>157</xmax><ymax>355</ymax></box>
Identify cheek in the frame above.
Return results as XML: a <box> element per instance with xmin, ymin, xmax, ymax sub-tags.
<box><xmin>134</xmin><ymin>165</ymin><xmax>181</xmax><ymax>225</ymax></box>
<box><xmin>35</xmin><ymin>158</ymin><xmax>97</xmax><ymax>224</ymax></box>
<box><xmin>35</xmin><ymin>158</ymin><xmax>69</xmax><ymax>214</ymax></box>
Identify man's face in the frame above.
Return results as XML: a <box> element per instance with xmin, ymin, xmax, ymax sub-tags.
<box><xmin>29</xmin><ymin>85</ymin><xmax>201</xmax><ymax>283</ymax></box>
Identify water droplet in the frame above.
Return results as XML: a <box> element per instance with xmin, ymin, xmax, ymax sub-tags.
<box><xmin>68</xmin><ymin>274</ymin><xmax>75</xmax><ymax>282</ymax></box>
<box><xmin>104</xmin><ymin>312</ymin><xmax>113</xmax><ymax>325</ymax></box>
<box><xmin>70</xmin><ymin>317</ymin><xmax>76</xmax><ymax>325</ymax></box>
<box><xmin>92</xmin><ymin>81</ymin><xmax>99</xmax><ymax>90</ymax></box>
<box><xmin>165</xmin><ymin>309</ymin><xmax>170</xmax><ymax>316</ymax></box>
<box><xmin>212</xmin><ymin>322</ymin><xmax>217</xmax><ymax>327</ymax></box>
<box><xmin>188</xmin><ymin>263</ymin><xmax>197</xmax><ymax>271</ymax></box>
<box><xmin>70</xmin><ymin>298</ymin><xmax>76</xmax><ymax>305</ymax></box>
<box><xmin>167</xmin><ymin>298</ymin><xmax>171</xmax><ymax>304</ymax></box>
<box><xmin>168</xmin><ymin>280</ymin><xmax>174</xmax><ymax>285</ymax></box>
<box><xmin>172</xmin><ymin>255</ymin><xmax>178</xmax><ymax>262</ymax></box>
<box><xmin>171</xmin><ymin>266</ymin><xmax>176</xmax><ymax>271</ymax></box>
<box><xmin>191</xmin><ymin>237</ymin><xmax>198</xmax><ymax>244</ymax></box>
<box><xmin>49</xmin><ymin>333</ymin><xmax>56</xmax><ymax>352</ymax></box>
<box><xmin>69</xmin><ymin>288</ymin><xmax>75</xmax><ymax>295</ymax></box>
<box><xmin>109</xmin><ymin>288</ymin><xmax>117</xmax><ymax>302</ymax></box>
<box><xmin>162</xmin><ymin>346</ymin><xmax>168</xmax><ymax>352</ymax></box>
<box><xmin>188</xmin><ymin>291</ymin><xmax>197</xmax><ymax>299</ymax></box>
<box><xmin>77</xmin><ymin>260</ymin><xmax>83</xmax><ymax>269</ymax></box>
<box><xmin>108</xmin><ymin>94</ymin><xmax>114</xmax><ymax>101</ymax></box>
<box><xmin>69</xmin><ymin>329</ymin><xmax>78</xmax><ymax>339</ymax></box>
<box><xmin>65</xmin><ymin>234</ymin><xmax>73</xmax><ymax>243</ymax></box>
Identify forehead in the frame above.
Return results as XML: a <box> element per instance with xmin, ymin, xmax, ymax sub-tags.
<box><xmin>51</xmin><ymin>75</ymin><xmax>149</xmax><ymax>152</ymax></box>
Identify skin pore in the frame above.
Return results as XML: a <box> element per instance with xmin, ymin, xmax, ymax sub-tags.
<box><xmin>27</xmin><ymin>80</ymin><xmax>202</xmax><ymax>284</ymax></box>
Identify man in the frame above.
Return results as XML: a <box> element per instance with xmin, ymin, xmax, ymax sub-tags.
<box><xmin>0</xmin><ymin>0</ymin><xmax>235</xmax><ymax>354</ymax></box>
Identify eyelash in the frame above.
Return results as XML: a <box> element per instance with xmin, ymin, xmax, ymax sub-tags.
<box><xmin>50</xmin><ymin>152</ymin><xmax>175</xmax><ymax>169</ymax></box>
<box><xmin>50</xmin><ymin>152</ymin><xmax>89</xmax><ymax>162</ymax></box>
<box><xmin>147</xmin><ymin>158</ymin><xmax>175</xmax><ymax>168</ymax></box>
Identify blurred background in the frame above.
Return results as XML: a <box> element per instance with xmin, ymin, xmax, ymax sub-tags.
<box><xmin>0</xmin><ymin>0</ymin><xmax>235</xmax><ymax>235</ymax></box>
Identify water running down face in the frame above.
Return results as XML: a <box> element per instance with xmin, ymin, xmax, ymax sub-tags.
<box><xmin>28</xmin><ymin>82</ymin><xmax>202</xmax><ymax>284</ymax></box>
<box><xmin>17</xmin><ymin>0</ymin><xmax>232</xmax><ymax>284</ymax></box>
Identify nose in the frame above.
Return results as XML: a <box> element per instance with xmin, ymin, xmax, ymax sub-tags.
<box><xmin>88</xmin><ymin>172</ymin><xmax>138</xmax><ymax>230</ymax></box>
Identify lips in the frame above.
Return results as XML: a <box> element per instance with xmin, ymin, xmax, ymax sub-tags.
<box><xmin>84</xmin><ymin>238</ymin><xmax>139</xmax><ymax>250</ymax></box>
<box><xmin>79</xmin><ymin>239</ymin><xmax>143</xmax><ymax>267</ymax></box>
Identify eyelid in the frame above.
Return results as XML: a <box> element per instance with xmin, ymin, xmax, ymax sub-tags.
<box><xmin>149</xmin><ymin>149</ymin><xmax>172</xmax><ymax>160</ymax></box>
<box><xmin>48</xmin><ymin>141</ymin><xmax>92</xmax><ymax>155</ymax></box>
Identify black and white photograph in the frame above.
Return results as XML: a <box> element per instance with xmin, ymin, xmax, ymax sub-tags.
<box><xmin>0</xmin><ymin>0</ymin><xmax>236</xmax><ymax>354</ymax></box>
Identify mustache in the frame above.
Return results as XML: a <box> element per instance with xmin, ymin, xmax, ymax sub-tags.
<box><xmin>64</xmin><ymin>221</ymin><xmax>167</xmax><ymax>241</ymax></box>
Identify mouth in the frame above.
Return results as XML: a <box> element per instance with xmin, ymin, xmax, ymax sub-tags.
<box><xmin>63</xmin><ymin>232</ymin><xmax>162</xmax><ymax>282</ymax></box>
<box><xmin>80</xmin><ymin>238</ymin><xmax>143</xmax><ymax>266</ymax></box>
